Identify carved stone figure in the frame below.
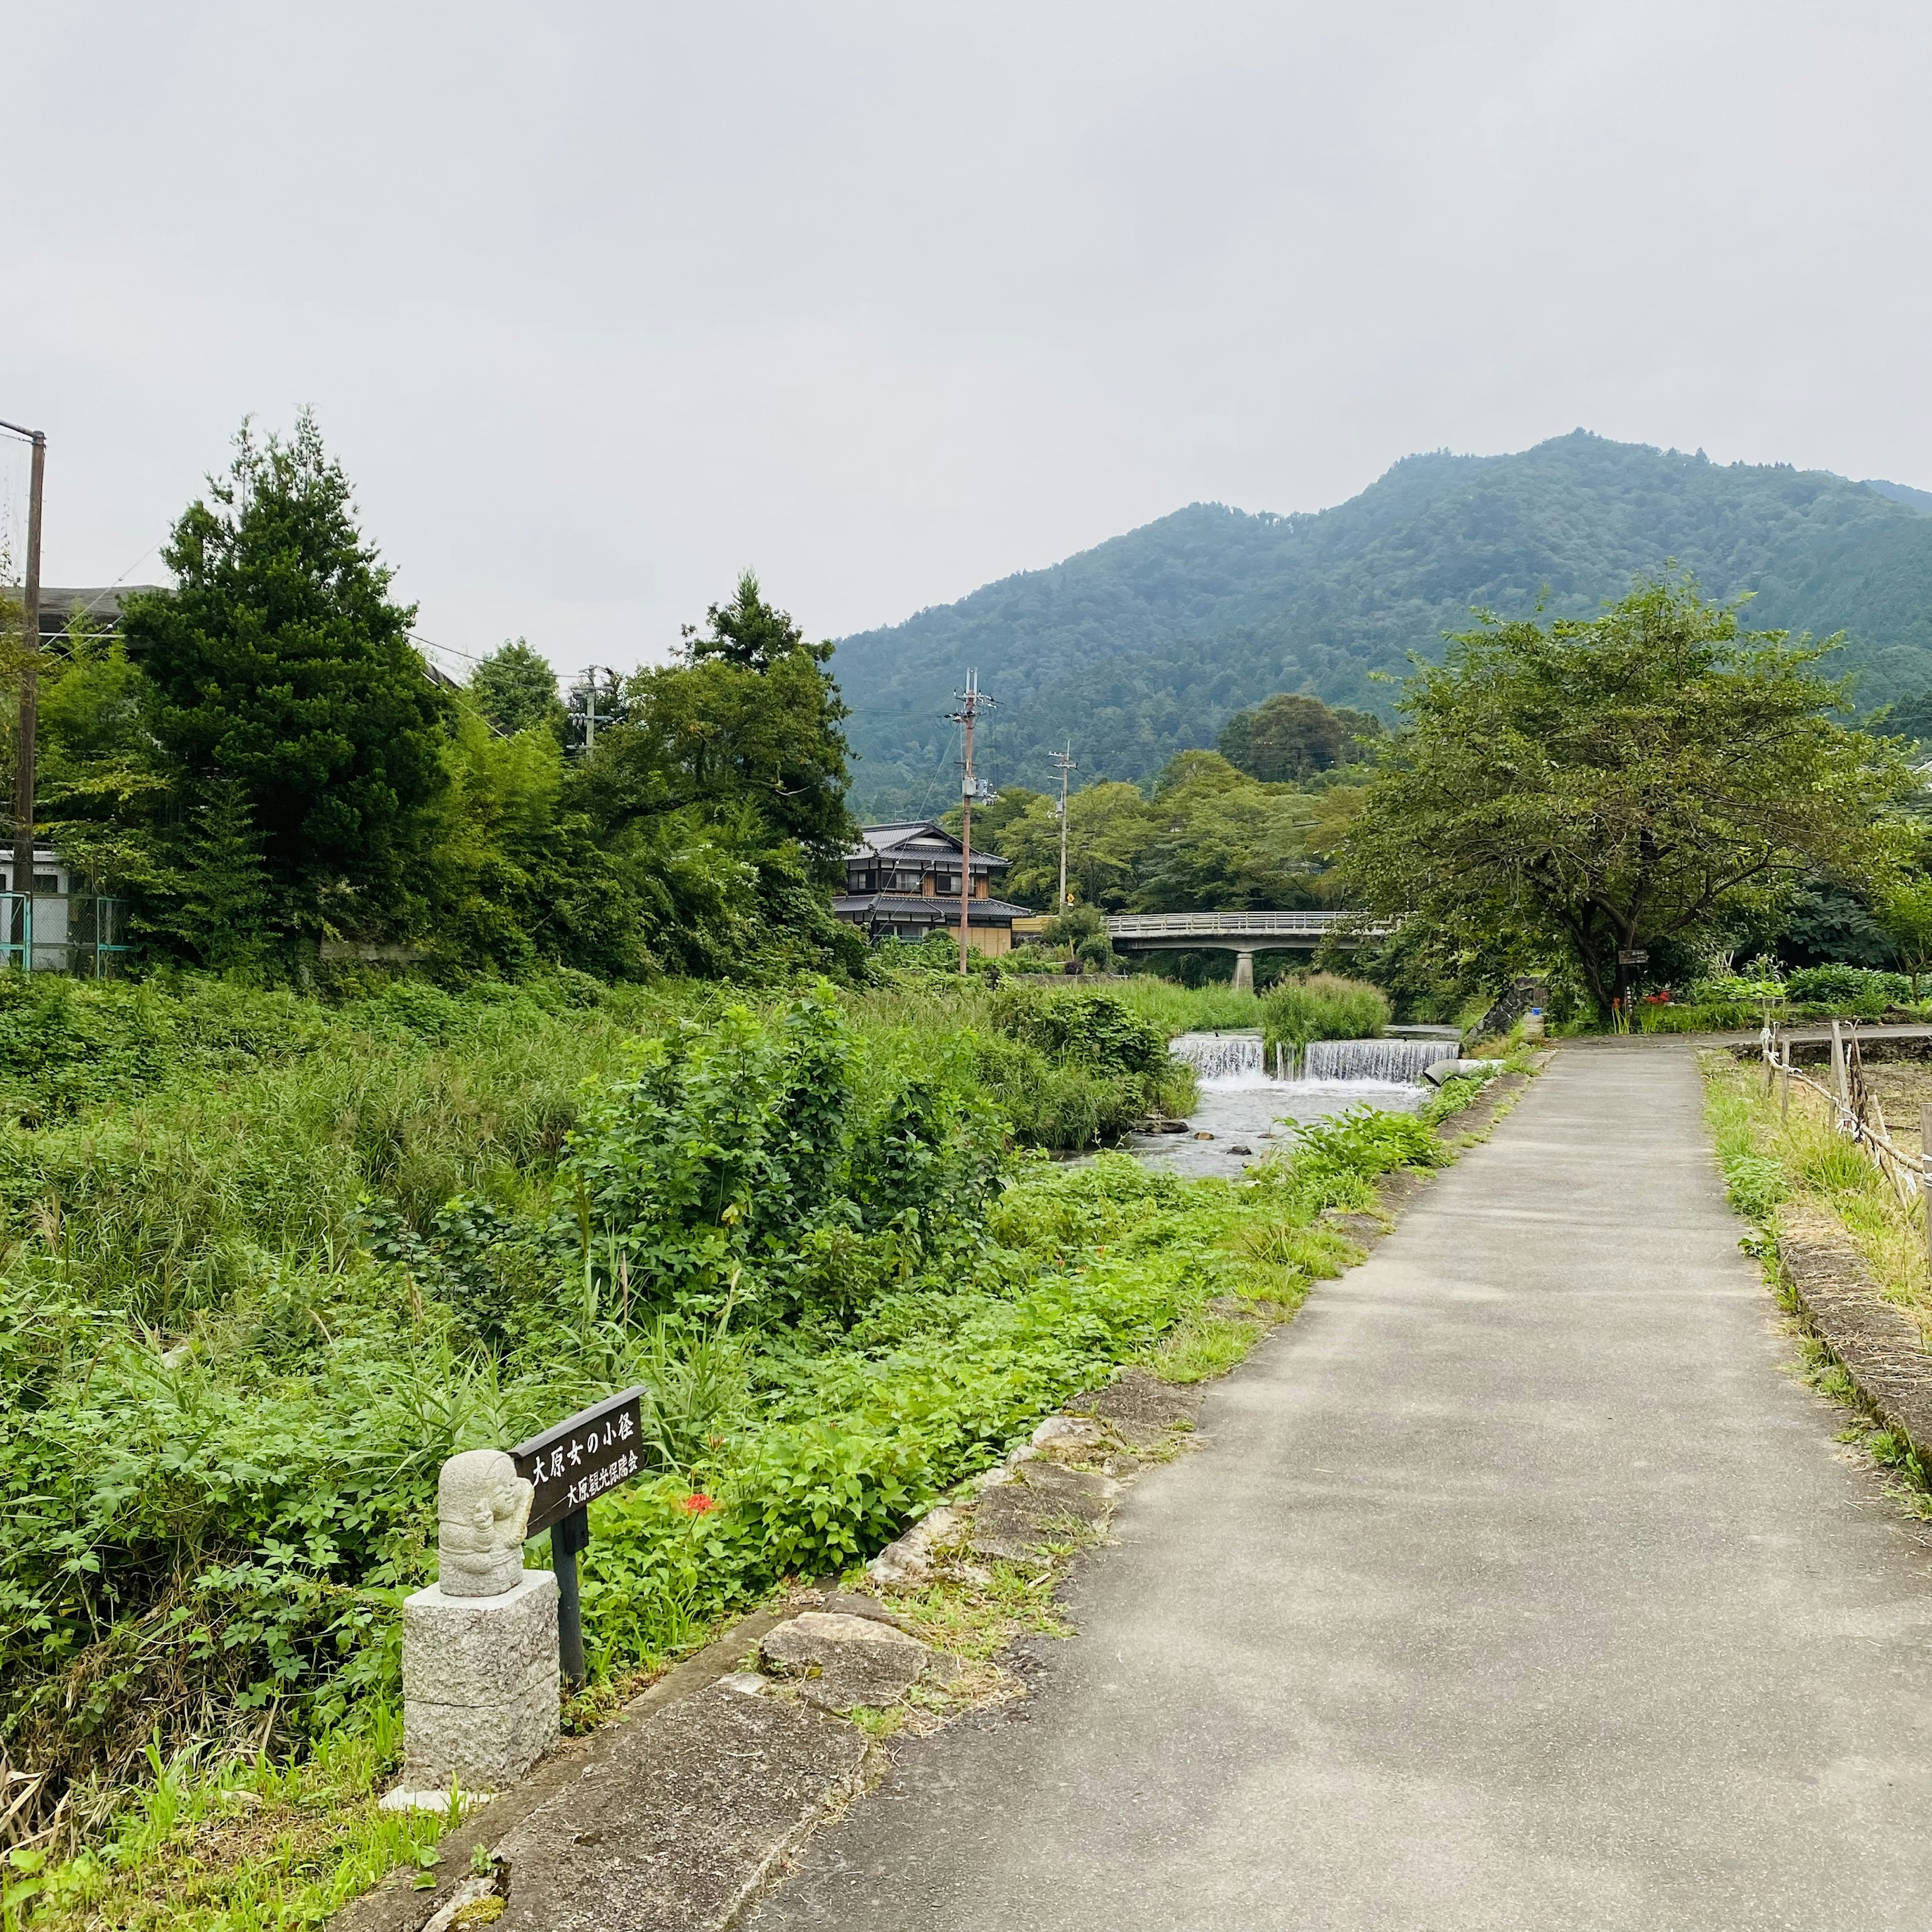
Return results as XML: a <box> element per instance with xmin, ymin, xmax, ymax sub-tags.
<box><xmin>437</xmin><ymin>1448</ymin><xmax>534</xmax><ymax>1597</ymax></box>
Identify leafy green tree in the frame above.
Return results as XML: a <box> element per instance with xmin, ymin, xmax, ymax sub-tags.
<box><xmin>582</xmin><ymin>574</ymin><xmax>855</xmax><ymax>874</ymax></box>
<box><xmin>1337</xmin><ymin>577</ymin><xmax>1909</xmax><ymax>1014</ymax></box>
<box><xmin>1763</xmin><ymin>879</ymin><xmax>1895</xmax><ymax>970</ymax></box>
<box><xmin>1134</xmin><ymin>753</ymin><xmax>1323</xmax><ymax>911</ymax></box>
<box><xmin>468</xmin><ymin>639</ymin><xmax>567</xmax><ymax>741</ymax></box>
<box><xmin>147</xmin><ymin>779</ymin><xmax>272</xmax><ymax>975</ymax></box>
<box><xmin>574</xmin><ymin>575</ymin><xmax>862</xmax><ymax>976</ymax></box>
<box><xmin>1218</xmin><ymin>693</ymin><xmax>1347</xmax><ymax>781</ymax></box>
<box><xmin>937</xmin><ymin>785</ymin><xmax>1046</xmax><ymax>856</ymax></box>
<box><xmin>1879</xmin><ymin>688</ymin><xmax>1932</xmax><ymax>747</ymax></box>
<box><xmin>993</xmin><ymin>755</ymin><xmax>1338</xmax><ymax>916</ymax></box>
<box><xmin>1331</xmin><ymin>708</ymin><xmax>1385</xmax><ymax>759</ymax></box>
<box><xmin>121</xmin><ymin>417</ymin><xmax>450</xmax><ymax>938</ymax></box>
<box><xmin>35</xmin><ymin>613</ymin><xmax>168</xmax><ymax>891</ymax></box>
<box><xmin>998</xmin><ymin>782</ymin><xmax>1156</xmax><ymax>910</ymax></box>
<box><xmin>425</xmin><ymin>708</ymin><xmax>650</xmax><ymax>978</ymax></box>
<box><xmin>1877</xmin><ymin>874</ymin><xmax>1932</xmax><ymax>996</ymax></box>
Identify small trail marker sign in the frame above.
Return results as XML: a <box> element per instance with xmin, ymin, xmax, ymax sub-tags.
<box><xmin>512</xmin><ymin>1386</ymin><xmax>647</xmax><ymax>1537</ymax></box>
<box><xmin>511</xmin><ymin>1387</ymin><xmax>647</xmax><ymax>1683</ymax></box>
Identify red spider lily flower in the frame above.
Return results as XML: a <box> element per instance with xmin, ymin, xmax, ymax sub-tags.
<box><xmin>680</xmin><ymin>1492</ymin><xmax>718</xmax><ymax>1515</ymax></box>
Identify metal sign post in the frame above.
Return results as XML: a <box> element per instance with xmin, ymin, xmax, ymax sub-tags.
<box><xmin>512</xmin><ymin>1385</ymin><xmax>647</xmax><ymax>1685</ymax></box>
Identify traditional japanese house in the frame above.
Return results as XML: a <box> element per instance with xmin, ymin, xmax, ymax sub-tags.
<box><xmin>833</xmin><ymin>822</ymin><xmax>1032</xmax><ymax>955</ymax></box>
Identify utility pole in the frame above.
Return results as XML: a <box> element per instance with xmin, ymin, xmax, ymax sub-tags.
<box><xmin>0</xmin><ymin>422</ymin><xmax>44</xmax><ymax>934</ymax></box>
<box><xmin>580</xmin><ymin>667</ymin><xmax>616</xmax><ymax>754</ymax></box>
<box><xmin>948</xmin><ymin>671</ymin><xmax>993</xmax><ymax>977</ymax></box>
<box><xmin>1049</xmin><ymin>739</ymin><xmax>1077</xmax><ymax>911</ymax></box>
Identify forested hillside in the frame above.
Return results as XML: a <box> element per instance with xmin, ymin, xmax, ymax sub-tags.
<box><xmin>836</xmin><ymin>432</ymin><xmax>1932</xmax><ymax>817</ymax></box>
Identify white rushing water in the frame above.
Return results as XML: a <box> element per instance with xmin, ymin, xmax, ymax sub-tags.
<box><xmin>1302</xmin><ymin>1037</ymin><xmax>1458</xmax><ymax>1084</ymax></box>
<box><xmin>1127</xmin><ymin>1030</ymin><xmax>1438</xmax><ymax>1177</ymax></box>
<box><xmin>1168</xmin><ymin>1031</ymin><xmax>1266</xmax><ymax>1081</ymax></box>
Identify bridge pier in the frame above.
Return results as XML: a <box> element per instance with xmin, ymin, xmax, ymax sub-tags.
<box><xmin>1231</xmin><ymin>948</ymin><xmax>1255</xmax><ymax>993</ymax></box>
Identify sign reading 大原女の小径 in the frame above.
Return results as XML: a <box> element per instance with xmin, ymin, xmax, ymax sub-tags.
<box><xmin>511</xmin><ymin>1386</ymin><xmax>647</xmax><ymax>1538</ymax></box>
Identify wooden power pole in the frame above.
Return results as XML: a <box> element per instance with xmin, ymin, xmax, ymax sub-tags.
<box><xmin>0</xmin><ymin>423</ymin><xmax>45</xmax><ymax>941</ymax></box>
<box><xmin>949</xmin><ymin>671</ymin><xmax>992</xmax><ymax>976</ymax></box>
<box><xmin>1049</xmin><ymin>739</ymin><xmax>1076</xmax><ymax>911</ymax></box>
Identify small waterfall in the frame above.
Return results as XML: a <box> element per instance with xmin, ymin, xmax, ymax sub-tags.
<box><xmin>1169</xmin><ymin>1031</ymin><xmax>1266</xmax><ymax>1081</ymax></box>
<box><xmin>1301</xmin><ymin>1037</ymin><xmax>1458</xmax><ymax>1085</ymax></box>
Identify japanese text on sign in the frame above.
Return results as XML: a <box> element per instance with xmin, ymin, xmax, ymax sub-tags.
<box><xmin>511</xmin><ymin>1386</ymin><xmax>647</xmax><ymax>1537</ymax></box>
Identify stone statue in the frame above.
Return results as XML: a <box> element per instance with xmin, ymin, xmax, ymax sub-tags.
<box><xmin>437</xmin><ymin>1448</ymin><xmax>534</xmax><ymax>1597</ymax></box>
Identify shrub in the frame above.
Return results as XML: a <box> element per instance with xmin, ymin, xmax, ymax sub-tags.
<box><xmin>989</xmin><ymin>985</ymin><xmax>1168</xmax><ymax>1078</ymax></box>
<box><xmin>1261</xmin><ymin>973</ymin><xmax>1390</xmax><ymax>1057</ymax></box>
<box><xmin>1783</xmin><ymin>964</ymin><xmax>1911</xmax><ymax>1011</ymax></box>
<box><xmin>0</xmin><ymin>962</ymin><xmax>1488</xmax><ymax>1861</ymax></box>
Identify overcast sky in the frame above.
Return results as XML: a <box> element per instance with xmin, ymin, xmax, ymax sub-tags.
<box><xmin>6</xmin><ymin>2</ymin><xmax>1929</xmax><ymax>680</ymax></box>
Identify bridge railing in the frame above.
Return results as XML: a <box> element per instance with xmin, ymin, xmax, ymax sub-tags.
<box><xmin>1103</xmin><ymin>910</ymin><xmax>1391</xmax><ymax>940</ymax></box>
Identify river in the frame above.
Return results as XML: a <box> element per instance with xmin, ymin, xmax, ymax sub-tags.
<box><xmin>1125</xmin><ymin>1070</ymin><xmax>1427</xmax><ymax>1178</ymax></box>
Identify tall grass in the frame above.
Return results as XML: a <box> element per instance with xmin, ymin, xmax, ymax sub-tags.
<box><xmin>1261</xmin><ymin>973</ymin><xmax>1390</xmax><ymax>1058</ymax></box>
<box><xmin>1702</xmin><ymin>1053</ymin><xmax>1932</xmax><ymax>1319</ymax></box>
<box><xmin>1111</xmin><ymin>979</ymin><xmax>1268</xmax><ymax>1037</ymax></box>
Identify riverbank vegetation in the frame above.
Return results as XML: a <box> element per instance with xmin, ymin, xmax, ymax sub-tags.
<box><xmin>0</xmin><ymin>969</ymin><xmax>1510</xmax><ymax>1928</ymax></box>
<box><xmin>1701</xmin><ymin>1049</ymin><xmax>1932</xmax><ymax>1510</ymax></box>
<box><xmin>1260</xmin><ymin>975</ymin><xmax>1390</xmax><ymax>1060</ymax></box>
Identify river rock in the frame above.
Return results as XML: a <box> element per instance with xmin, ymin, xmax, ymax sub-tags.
<box><xmin>760</xmin><ymin>1612</ymin><xmax>931</xmax><ymax>1712</ymax></box>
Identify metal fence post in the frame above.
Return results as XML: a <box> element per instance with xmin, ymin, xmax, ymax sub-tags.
<box><xmin>552</xmin><ymin>1507</ymin><xmax>590</xmax><ymax>1685</ymax></box>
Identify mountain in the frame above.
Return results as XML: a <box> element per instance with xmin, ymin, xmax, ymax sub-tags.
<box><xmin>833</xmin><ymin>431</ymin><xmax>1932</xmax><ymax>819</ymax></box>
<box><xmin>1865</xmin><ymin>478</ymin><xmax>1932</xmax><ymax>515</ymax></box>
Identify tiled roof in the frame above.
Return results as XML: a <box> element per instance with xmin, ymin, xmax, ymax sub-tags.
<box><xmin>848</xmin><ymin>822</ymin><xmax>1008</xmax><ymax>867</ymax></box>
<box><xmin>833</xmin><ymin>893</ymin><xmax>1034</xmax><ymax>921</ymax></box>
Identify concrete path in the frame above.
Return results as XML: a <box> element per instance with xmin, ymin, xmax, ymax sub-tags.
<box><xmin>752</xmin><ymin>1041</ymin><xmax>1932</xmax><ymax>1930</ymax></box>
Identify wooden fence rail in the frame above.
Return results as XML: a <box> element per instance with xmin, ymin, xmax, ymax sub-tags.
<box><xmin>1760</xmin><ymin>1019</ymin><xmax>1932</xmax><ymax>1261</ymax></box>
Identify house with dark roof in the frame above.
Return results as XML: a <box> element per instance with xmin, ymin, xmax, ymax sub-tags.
<box><xmin>833</xmin><ymin>822</ymin><xmax>1033</xmax><ymax>955</ymax></box>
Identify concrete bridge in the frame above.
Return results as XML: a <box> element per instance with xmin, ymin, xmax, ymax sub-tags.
<box><xmin>1103</xmin><ymin>910</ymin><xmax>1389</xmax><ymax>991</ymax></box>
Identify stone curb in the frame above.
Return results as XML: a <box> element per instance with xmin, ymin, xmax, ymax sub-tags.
<box><xmin>330</xmin><ymin>1606</ymin><xmax>795</xmax><ymax>1932</ymax></box>
<box><xmin>1777</xmin><ymin>1207</ymin><xmax>1932</xmax><ymax>1460</ymax></box>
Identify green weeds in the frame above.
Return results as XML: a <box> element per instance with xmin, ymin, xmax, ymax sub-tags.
<box><xmin>1702</xmin><ymin>1053</ymin><xmax>1931</xmax><ymax>1318</ymax></box>
<box><xmin>3</xmin><ymin>973</ymin><xmax>1512</xmax><ymax>1930</ymax></box>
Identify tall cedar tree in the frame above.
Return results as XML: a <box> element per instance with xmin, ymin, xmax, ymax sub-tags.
<box><xmin>122</xmin><ymin>418</ymin><xmax>449</xmax><ymax>935</ymax></box>
<box><xmin>1337</xmin><ymin>576</ymin><xmax>1910</xmax><ymax>1013</ymax></box>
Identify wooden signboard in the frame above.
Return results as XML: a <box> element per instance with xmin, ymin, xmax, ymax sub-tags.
<box><xmin>511</xmin><ymin>1386</ymin><xmax>647</xmax><ymax>1538</ymax></box>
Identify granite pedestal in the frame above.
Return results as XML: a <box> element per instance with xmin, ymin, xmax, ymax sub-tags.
<box><xmin>401</xmin><ymin>1568</ymin><xmax>559</xmax><ymax>1790</ymax></box>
